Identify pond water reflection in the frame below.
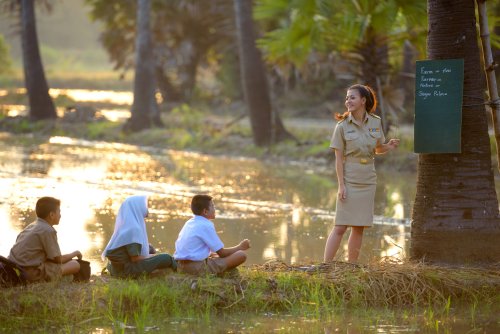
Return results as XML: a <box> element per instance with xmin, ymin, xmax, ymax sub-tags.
<box><xmin>87</xmin><ymin>312</ymin><xmax>499</xmax><ymax>333</ymax></box>
<box><xmin>0</xmin><ymin>135</ymin><xmax>415</xmax><ymax>274</ymax></box>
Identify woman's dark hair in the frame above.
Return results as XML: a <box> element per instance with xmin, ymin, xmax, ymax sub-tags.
<box><xmin>191</xmin><ymin>195</ymin><xmax>213</xmax><ymax>215</ymax></box>
<box><xmin>35</xmin><ymin>197</ymin><xmax>60</xmax><ymax>219</ymax></box>
<box><xmin>335</xmin><ymin>84</ymin><xmax>378</xmax><ymax>121</ymax></box>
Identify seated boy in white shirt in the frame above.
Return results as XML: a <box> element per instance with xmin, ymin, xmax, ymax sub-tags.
<box><xmin>174</xmin><ymin>194</ymin><xmax>250</xmax><ymax>276</ymax></box>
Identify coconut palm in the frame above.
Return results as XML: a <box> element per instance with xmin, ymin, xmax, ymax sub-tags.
<box><xmin>255</xmin><ymin>0</ymin><xmax>426</xmax><ymax>130</ymax></box>
<box><xmin>410</xmin><ymin>0</ymin><xmax>500</xmax><ymax>265</ymax></box>
<box><xmin>20</xmin><ymin>0</ymin><xmax>56</xmax><ymax>120</ymax></box>
<box><xmin>233</xmin><ymin>0</ymin><xmax>292</xmax><ymax>146</ymax></box>
<box><xmin>125</xmin><ymin>0</ymin><xmax>160</xmax><ymax>132</ymax></box>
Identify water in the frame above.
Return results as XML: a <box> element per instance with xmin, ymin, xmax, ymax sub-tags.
<box><xmin>0</xmin><ymin>133</ymin><xmax>414</xmax><ymax>275</ymax></box>
<box><xmin>87</xmin><ymin>312</ymin><xmax>499</xmax><ymax>333</ymax></box>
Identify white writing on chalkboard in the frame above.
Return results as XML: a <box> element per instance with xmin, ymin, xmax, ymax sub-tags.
<box><xmin>417</xmin><ymin>66</ymin><xmax>452</xmax><ymax>99</ymax></box>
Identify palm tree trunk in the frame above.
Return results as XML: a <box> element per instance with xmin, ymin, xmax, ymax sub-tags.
<box><xmin>125</xmin><ymin>0</ymin><xmax>159</xmax><ymax>132</ymax></box>
<box><xmin>20</xmin><ymin>0</ymin><xmax>56</xmax><ymax>120</ymax></box>
<box><xmin>357</xmin><ymin>27</ymin><xmax>391</xmax><ymax>132</ymax></box>
<box><xmin>410</xmin><ymin>0</ymin><xmax>500</xmax><ymax>265</ymax></box>
<box><xmin>233</xmin><ymin>0</ymin><xmax>292</xmax><ymax>146</ymax></box>
<box><xmin>156</xmin><ymin>65</ymin><xmax>182</xmax><ymax>103</ymax></box>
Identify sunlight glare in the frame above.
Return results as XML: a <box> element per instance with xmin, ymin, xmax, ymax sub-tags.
<box><xmin>50</xmin><ymin>88</ymin><xmax>133</xmax><ymax>105</ymax></box>
<box><xmin>263</xmin><ymin>246</ymin><xmax>277</xmax><ymax>259</ymax></box>
<box><xmin>0</xmin><ymin>204</ymin><xmax>21</xmax><ymax>256</ymax></box>
<box><xmin>99</xmin><ymin>109</ymin><xmax>131</xmax><ymax>122</ymax></box>
<box><xmin>392</xmin><ymin>203</ymin><xmax>405</xmax><ymax>219</ymax></box>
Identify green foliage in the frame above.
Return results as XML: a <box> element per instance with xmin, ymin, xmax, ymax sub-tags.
<box><xmin>255</xmin><ymin>0</ymin><xmax>427</xmax><ymax>77</ymax></box>
<box><xmin>170</xmin><ymin>103</ymin><xmax>203</xmax><ymax>130</ymax></box>
<box><xmin>84</xmin><ymin>0</ymin><xmax>234</xmax><ymax>100</ymax></box>
<box><xmin>486</xmin><ymin>1</ymin><xmax>500</xmax><ymax>49</ymax></box>
<box><xmin>0</xmin><ymin>35</ymin><xmax>12</xmax><ymax>76</ymax></box>
<box><xmin>86</xmin><ymin>121</ymin><xmax>121</xmax><ymax>140</ymax></box>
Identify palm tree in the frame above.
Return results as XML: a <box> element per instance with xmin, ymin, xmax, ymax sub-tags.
<box><xmin>255</xmin><ymin>0</ymin><xmax>426</xmax><ymax>131</ymax></box>
<box><xmin>233</xmin><ymin>0</ymin><xmax>291</xmax><ymax>146</ymax></box>
<box><xmin>20</xmin><ymin>0</ymin><xmax>56</xmax><ymax>120</ymax></box>
<box><xmin>410</xmin><ymin>0</ymin><xmax>500</xmax><ymax>265</ymax></box>
<box><xmin>125</xmin><ymin>0</ymin><xmax>160</xmax><ymax>132</ymax></box>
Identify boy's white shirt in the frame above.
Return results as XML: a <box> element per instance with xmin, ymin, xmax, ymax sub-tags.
<box><xmin>174</xmin><ymin>215</ymin><xmax>224</xmax><ymax>261</ymax></box>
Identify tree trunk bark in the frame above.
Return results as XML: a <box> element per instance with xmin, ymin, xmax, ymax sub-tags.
<box><xmin>156</xmin><ymin>65</ymin><xmax>182</xmax><ymax>103</ymax></box>
<box><xmin>357</xmin><ymin>27</ymin><xmax>391</xmax><ymax>132</ymax></box>
<box><xmin>233</xmin><ymin>0</ymin><xmax>292</xmax><ymax>146</ymax></box>
<box><xmin>20</xmin><ymin>0</ymin><xmax>56</xmax><ymax>120</ymax></box>
<box><xmin>125</xmin><ymin>0</ymin><xmax>159</xmax><ymax>132</ymax></box>
<box><xmin>410</xmin><ymin>0</ymin><xmax>500</xmax><ymax>265</ymax></box>
<box><xmin>399</xmin><ymin>40</ymin><xmax>417</xmax><ymax>103</ymax></box>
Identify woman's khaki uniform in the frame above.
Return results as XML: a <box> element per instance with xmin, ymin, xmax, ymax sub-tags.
<box><xmin>330</xmin><ymin>112</ymin><xmax>385</xmax><ymax>227</ymax></box>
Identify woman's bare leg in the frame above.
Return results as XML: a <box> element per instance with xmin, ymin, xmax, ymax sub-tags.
<box><xmin>347</xmin><ymin>226</ymin><xmax>364</xmax><ymax>262</ymax></box>
<box><xmin>324</xmin><ymin>225</ymin><xmax>348</xmax><ymax>262</ymax></box>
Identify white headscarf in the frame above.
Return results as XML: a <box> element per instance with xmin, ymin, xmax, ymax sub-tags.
<box><xmin>102</xmin><ymin>195</ymin><xmax>149</xmax><ymax>260</ymax></box>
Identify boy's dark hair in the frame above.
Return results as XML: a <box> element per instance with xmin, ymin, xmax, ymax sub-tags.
<box><xmin>191</xmin><ymin>195</ymin><xmax>213</xmax><ymax>215</ymax></box>
<box><xmin>35</xmin><ymin>197</ymin><xmax>60</xmax><ymax>219</ymax></box>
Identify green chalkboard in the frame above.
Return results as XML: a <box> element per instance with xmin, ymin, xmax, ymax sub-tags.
<box><xmin>414</xmin><ymin>59</ymin><xmax>464</xmax><ymax>153</ymax></box>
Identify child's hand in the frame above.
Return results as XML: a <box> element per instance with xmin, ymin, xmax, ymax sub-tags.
<box><xmin>239</xmin><ymin>239</ymin><xmax>251</xmax><ymax>250</ymax></box>
<box><xmin>73</xmin><ymin>251</ymin><xmax>83</xmax><ymax>260</ymax></box>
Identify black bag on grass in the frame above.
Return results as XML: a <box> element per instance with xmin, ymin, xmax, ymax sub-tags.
<box><xmin>0</xmin><ymin>255</ymin><xmax>26</xmax><ymax>288</ymax></box>
<box><xmin>73</xmin><ymin>259</ymin><xmax>91</xmax><ymax>282</ymax></box>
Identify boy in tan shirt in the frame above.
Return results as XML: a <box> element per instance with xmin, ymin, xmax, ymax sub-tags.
<box><xmin>9</xmin><ymin>197</ymin><xmax>82</xmax><ymax>282</ymax></box>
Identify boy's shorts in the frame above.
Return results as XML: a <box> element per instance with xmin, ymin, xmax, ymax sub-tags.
<box><xmin>23</xmin><ymin>261</ymin><xmax>62</xmax><ymax>282</ymax></box>
<box><xmin>177</xmin><ymin>258</ymin><xmax>227</xmax><ymax>276</ymax></box>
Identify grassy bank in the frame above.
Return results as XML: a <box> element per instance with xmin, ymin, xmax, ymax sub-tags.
<box><xmin>1</xmin><ymin>261</ymin><xmax>499</xmax><ymax>332</ymax></box>
<box><xmin>0</xmin><ymin>109</ymin><xmax>416</xmax><ymax>174</ymax></box>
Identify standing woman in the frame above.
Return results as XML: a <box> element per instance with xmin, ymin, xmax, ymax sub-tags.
<box><xmin>324</xmin><ymin>84</ymin><xmax>400</xmax><ymax>263</ymax></box>
<box><xmin>102</xmin><ymin>195</ymin><xmax>176</xmax><ymax>277</ymax></box>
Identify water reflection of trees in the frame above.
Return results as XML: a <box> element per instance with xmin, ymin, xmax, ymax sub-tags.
<box><xmin>21</xmin><ymin>146</ymin><xmax>53</xmax><ymax>175</ymax></box>
<box><xmin>376</xmin><ymin>172</ymin><xmax>416</xmax><ymax>220</ymax></box>
<box><xmin>1</xmin><ymin>140</ymin><xmax>413</xmax><ymax>264</ymax></box>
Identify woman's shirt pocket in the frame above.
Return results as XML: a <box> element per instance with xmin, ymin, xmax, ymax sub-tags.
<box><xmin>344</xmin><ymin>132</ymin><xmax>360</xmax><ymax>155</ymax></box>
<box><xmin>367</xmin><ymin>130</ymin><xmax>382</xmax><ymax>150</ymax></box>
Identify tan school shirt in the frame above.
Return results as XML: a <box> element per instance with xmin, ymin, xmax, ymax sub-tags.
<box><xmin>8</xmin><ymin>218</ymin><xmax>62</xmax><ymax>267</ymax></box>
<box><xmin>330</xmin><ymin>112</ymin><xmax>385</xmax><ymax>160</ymax></box>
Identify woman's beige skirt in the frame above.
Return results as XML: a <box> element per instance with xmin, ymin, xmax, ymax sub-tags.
<box><xmin>335</xmin><ymin>162</ymin><xmax>377</xmax><ymax>227</ymax></box>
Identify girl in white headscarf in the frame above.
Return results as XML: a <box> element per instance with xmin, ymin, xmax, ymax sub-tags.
<box><xmin>102</xmin><ymin>195</ymin><xmax>176</xmax><ymax>277</ymax></box>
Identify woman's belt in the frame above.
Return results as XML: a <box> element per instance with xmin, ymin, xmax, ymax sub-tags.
<box><xmin>344</xmin><ymin>156</ymin><xmax>374</xmax><ymax>164</ymax></box>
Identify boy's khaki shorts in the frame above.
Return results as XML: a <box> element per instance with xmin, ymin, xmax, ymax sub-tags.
<box><xmin>23</xmin><ymin>262</ymin><xmax>62</xmax><ymax>282</ymax></box>
<box><xmin>177</xmin><ymin>258</ymin><xmax>227</xmax><ymax>276</ymax></box>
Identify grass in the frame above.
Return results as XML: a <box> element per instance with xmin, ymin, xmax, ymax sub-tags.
<box><xmin>0</xmin><ymin>261</ymin><xmax>499</xmax><ymax>332</ymax></box>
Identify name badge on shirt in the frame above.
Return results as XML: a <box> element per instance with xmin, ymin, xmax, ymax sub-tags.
<box><xmin>368</xmin><ymin>128</ymin><xmax>380</xmax><ymax>133</ymax></box>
